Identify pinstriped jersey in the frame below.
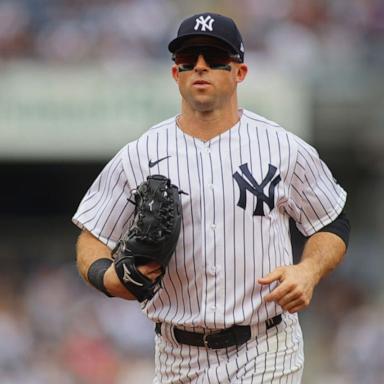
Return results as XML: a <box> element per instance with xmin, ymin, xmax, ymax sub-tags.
<box><xmin>73</xmin><ymin>109</ymin><xmax>347</xmax><ymax>329</ymax></box>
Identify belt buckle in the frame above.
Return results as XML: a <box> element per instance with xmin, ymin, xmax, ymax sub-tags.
<box><xmin>202</xmin><ymin>329</ymin><xmax>223</xmax><ymax>349</ymax></box>
<box><xmin>203</xmin><ymin>333</ymin><xmax>210</xmax><ymax>348</ymax></box>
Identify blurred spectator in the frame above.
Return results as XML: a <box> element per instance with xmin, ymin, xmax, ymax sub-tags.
<box><xmin>0</xmin><ymin>0</ymin><xmax>382</xmax><ymax>65</ymax></box>
<box><xmin>0</xmin><ymin>308</ymin><xmax>33</xmax><ymax>371</ymax></box>
<box><xmin>333</xmin><ymin>303</ymin><xmax>384</xmax><ymax>383</ymax></box>
<box><xmin>0</xmin><ymin>265</ymin><xmax>156</xmax><ymax>383</ymax></box>
<box><xmin>0</xmin><ymin>1</ymin><xmax>31</xmax><ymax>58</ymax></box>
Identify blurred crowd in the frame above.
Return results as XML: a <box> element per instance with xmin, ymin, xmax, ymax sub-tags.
<box><xmin>0</xmin><ymin>264</ymin><xmax>156</xmax><ymax>384</ymax></box>
<box><xmin>0</xmin><ymin>0</ymin><xmax>383</xmax><ymax>67</ymax></box>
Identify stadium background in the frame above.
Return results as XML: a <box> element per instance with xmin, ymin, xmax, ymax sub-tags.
<box><xmin>0</xmin><ymin>0</ymin><xmax>383</xmax><ymax>382</ymax></box>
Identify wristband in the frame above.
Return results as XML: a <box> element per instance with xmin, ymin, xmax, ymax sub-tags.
<box><xmin>87</xmin><ymin>258</ymin><xmax>113</xmax><ymax>297</ymax></box>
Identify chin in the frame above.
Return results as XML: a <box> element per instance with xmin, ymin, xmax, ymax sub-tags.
<box><xmin>191</xmin><ymin>98</ymin><xmax>216</xmax><ymax>112</ymax></box>
<box><xmin>194</xmin><ymin>105</ymin><xmax>216</xmax><ymax>113</ymax></box>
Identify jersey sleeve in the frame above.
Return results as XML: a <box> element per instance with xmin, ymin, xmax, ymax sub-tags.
<box><xmin>285</xmin><ymin>137</ymin><xmax>347</xmax><ymax>237</ymax></box>
<box><xmin>72</xmin><ymin>148</ymin><xmax>135</xmax><ymax>249</ymax></box>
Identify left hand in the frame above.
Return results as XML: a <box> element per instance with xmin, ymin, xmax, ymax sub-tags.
<box><xmin>258</xmin><ymin>263</ymin><xmax>318</xmax><ymax>313</ymax></box>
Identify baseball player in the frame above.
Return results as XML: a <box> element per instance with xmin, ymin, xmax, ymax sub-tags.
<box><xmin>73</xmin><ymin>13</ymin><xmax>350</xmax><ymax>383</ymax></box>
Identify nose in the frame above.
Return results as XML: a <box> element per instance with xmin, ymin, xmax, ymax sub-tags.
<box><xmin>194</xmin><ymin>54</ymin><xmax>209</xmax><ymax>72</ymax></box>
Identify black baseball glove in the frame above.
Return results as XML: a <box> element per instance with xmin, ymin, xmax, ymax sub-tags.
<box><xmin>112</xmin><ymin>175</ymin><xmax>182</xmax><ymax>302</ymax></box>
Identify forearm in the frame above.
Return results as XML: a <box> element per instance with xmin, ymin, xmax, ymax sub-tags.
<box><xmin>298</xmin><ymin>231</ymin><xmax>347</xmax><ymax>285</ymax></box>
<box><xmin>76</xmin><ymin>230</ymin><xmax>136</xmax><ymax>300</ymax></box>
<box><xmin>76</xmin><ymin>230</ymin><xmax>112</xmax><ymax>280</ymax></box>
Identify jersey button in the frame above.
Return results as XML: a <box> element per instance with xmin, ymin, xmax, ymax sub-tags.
<box><xmin>208</xmin><ymin>265</ymin><xmax>216</xmax><ymax>275</ymax></box>
<box><xmin>210</xmin><ymin>223</ymin><xmax>216</xmax><ymax>230</ymax></box>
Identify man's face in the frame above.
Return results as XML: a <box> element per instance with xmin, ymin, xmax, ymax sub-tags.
<box><xmin>171</xmin><ymin>38</ymin><xmax>248</xmax><ymax>112</ymax></box>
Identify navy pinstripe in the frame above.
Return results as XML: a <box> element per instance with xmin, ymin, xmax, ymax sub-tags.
<box><xmin>73</xmin><ymin>109</ymin><xmax>345</xmax><ymax>383</ymax></box>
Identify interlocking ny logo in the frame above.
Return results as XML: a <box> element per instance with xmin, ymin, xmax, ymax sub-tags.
<box><xmin>233</xmin><ymin>163</ymin><xmax>281</xmax><ymax>216</ymax></box>
<box><xmin>194</xmin><ymin>15</ymin><xmax>215</xmax><ymax>32</ymax></box>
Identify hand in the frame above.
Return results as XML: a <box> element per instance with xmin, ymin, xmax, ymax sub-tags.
<box><xmin>103</xmin><ymin>262</ymin><xmax>162</xmax><ymax>300</ymax></box>
<box><xmin>258</xmin><ymin>263</ymin><xmax>318</xmax><ymax>313</ymax></box>
<box><xmin>137</xmin><ymin>262</ymin><xmax>162</xmax><ymax>282</ymax></box>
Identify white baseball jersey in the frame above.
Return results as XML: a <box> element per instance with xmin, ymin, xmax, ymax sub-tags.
<box><xmin>73</xmin><ymin>109</ymin><xmax>346</xmax><ymax>331</ymax></box>
<box><xmin>73</xmin><ymin>109</ymin><xmax>346</xmax><ymax>382</ymax></box>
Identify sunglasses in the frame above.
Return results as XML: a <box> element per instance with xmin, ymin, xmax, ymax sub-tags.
<box><xmin>172</xmin><ymin>46</ymin><xmax>242</xmax><ymax>72</ymax></box>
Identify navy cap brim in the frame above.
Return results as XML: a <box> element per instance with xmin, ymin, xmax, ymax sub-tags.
<box><xmin>168</xmin><ymin>33</ymin><xmax>238</xmax><ymax>55</ymax></box>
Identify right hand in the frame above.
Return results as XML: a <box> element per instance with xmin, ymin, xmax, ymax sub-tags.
<box><xmin>139</xmin><ymin>262</ymin><xmax>163</xmax><ymax>282</ymax></box>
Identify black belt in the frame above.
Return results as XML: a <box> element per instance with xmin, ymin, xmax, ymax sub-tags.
<box><xmin>155</xmin><ymin>314</ymin><xmax>282</xmax><ymax>349</ymax></box>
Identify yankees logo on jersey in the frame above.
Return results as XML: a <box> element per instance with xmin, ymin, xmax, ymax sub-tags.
<box><xmin>233</xmin><ymin>163</ymin><xmax>281</xmax><ymax>216</ymax></box>
<box><xmin>73</xmin><ymin>109</ymin><xmax>347</xmax><ymax>330</ymax></box>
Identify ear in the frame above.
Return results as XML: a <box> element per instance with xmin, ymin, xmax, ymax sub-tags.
<box><xmin>235</xmin><ymin>63</ymin><xmax>248</xmax><ymax>83</ymax></box>
<box><xmin>171</xmin><ymin>64</ymin><xmax>179</xmax><ymax>82</ymax></box>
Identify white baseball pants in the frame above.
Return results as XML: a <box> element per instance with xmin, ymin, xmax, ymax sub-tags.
<box><xmin>153</xmin><ymin>313</ymin><xmax>304</xmax><ymax>384</ymax></box>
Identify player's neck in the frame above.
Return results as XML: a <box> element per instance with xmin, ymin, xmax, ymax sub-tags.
<box><xmin>178</xmin><ymin>103</ymin><xmax>241</xmax><ymax>142</ymax></box>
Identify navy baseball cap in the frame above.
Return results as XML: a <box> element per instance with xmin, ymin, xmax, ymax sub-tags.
<box><xmin>168</xmin><ymin>13</ymin><xmax>245</xmax><ymax>62</ymax></box>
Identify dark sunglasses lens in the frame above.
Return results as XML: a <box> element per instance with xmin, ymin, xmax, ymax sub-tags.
<box><xmin>174</xmin><ymin>47</ymin><xmax>233</xmax><ymax>70</ymax></box>
<box><xmin>174</xmin><ymin>52</ymin><xmax>197</xmax><ymax>66</ymax></box>
<box><xmin>204</xmin><ymin>49</ymin><xmax>232</xmax><ymax>66</ymax></box>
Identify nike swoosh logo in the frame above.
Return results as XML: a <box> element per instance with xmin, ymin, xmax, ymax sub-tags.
<box><xmin>149</xmin><ymin>155</ymin><xmax>170</xmax><ymax>168</ymax></box>
<box><xmin>123</xmin><ymin>264</ymin><xmax>144</xmax><ymax>287</ymax></box>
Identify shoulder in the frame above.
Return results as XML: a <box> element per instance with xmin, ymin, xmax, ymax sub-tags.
<box><xmin>115</xmin><ymin>116</ymin><xmax>176</xmax><ymax>172</ymax></box>
<box><xmin>242</xmin><ymin>109</ymin><xmax>300</xmax><ymax>149</ymax></box>
<box><xmin>149</xmin><ymin>116</ymin><xmax>177</xmax><ymax>132</ymax></box>
<box><xmin>242</xmin><ymin>109</ymin><xmax>291</xmax><ymax>139</ymax></box>
<box><xmin>242</xmin><ymin>109</ymin><xmax>281</xmax><ymax>129</ymax></box>
<box><xmin>241</xmin><ymin>109</ymin><xmax>320</xmax><ymax>164</ymax></box>
<box><xmin>120</xmin><ymin>115</ymin><xmax>177</xmax><ymax>152</ymax></box>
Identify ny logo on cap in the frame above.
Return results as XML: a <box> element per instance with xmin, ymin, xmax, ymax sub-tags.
<box><xmin>194</xmin><ymin>15</ymin><xmax>215</xmax><ymax>32</ymax></box>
